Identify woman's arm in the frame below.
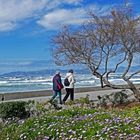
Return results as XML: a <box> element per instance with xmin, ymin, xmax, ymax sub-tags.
<box><xmin>70</xmin><ymin>75</ymin><xmax>76</xmax><ymax>84</ymax></box>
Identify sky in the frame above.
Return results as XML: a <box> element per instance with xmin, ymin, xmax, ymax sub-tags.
<box><xmin>0</xmin><ymin>0</ymin><xmax>140</xmax><ymax>74</ymax></box>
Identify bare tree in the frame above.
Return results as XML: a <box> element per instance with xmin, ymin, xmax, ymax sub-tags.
<box><xmin>53</xmin><ymin>7</ymin><xmax>140</xmax><ymax>101</ymax></box>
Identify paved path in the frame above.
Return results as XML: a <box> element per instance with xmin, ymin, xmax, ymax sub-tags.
<box><xmin>1</xmin><ymin>89</ymin><xmax>133</xmax><ymax>103</ymax></box>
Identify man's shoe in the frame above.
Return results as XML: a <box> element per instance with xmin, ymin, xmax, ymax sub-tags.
<box><xmin>55</xmin><ymin>106</ymin><xmax>62</xmax><ymax>110</ymax></box>
<box><xmin>49</xmin><ymin>100</ymin><xmax>53</xmax><ymax>104</ymax></box>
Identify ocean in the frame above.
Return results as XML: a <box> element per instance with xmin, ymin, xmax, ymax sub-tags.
<box><xmin>0</xmin><ymin>71</ymin><xmax>140</xmax><ymax>93</ymax></box>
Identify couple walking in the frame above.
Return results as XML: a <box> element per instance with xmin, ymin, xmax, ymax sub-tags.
<box><xmin>50</xmin><ymin>69</ymin><xmax>76</xmax><ymax>104</ymax></box>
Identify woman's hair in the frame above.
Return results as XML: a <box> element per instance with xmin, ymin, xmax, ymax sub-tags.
<box><xmin>68</xmin><ymin>69</ymin><xmax>73</xmax><ymax>73</ymax></box>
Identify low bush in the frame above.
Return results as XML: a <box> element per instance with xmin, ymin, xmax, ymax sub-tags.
<box><xmin>0</xmin><ymin>101</ymin><xmax>30</xmax><ymax>120</ymax></box>
<box><xmin>97</xmin><ymin>90</ymin><xmax>128</xmax><ymax>107</ymax></box>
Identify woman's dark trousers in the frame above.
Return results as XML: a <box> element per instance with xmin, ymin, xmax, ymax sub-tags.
<box><xmin>63</xmin><ymin>88</ymin><xmax>74</xmax><ymax>102</ymax></box>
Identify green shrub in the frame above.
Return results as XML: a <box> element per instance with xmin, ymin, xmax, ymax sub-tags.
<box><xmin>112</xmin><ymin>90</ymin><xmax>128</xmax><ymax>104</ymax></box>
<box><xmin>0</xmin><ymin>101</ymin><xmax>30</xmax><ymax>120</ymax></box>
<box><xmin>97</xmin><ymin>90</ymin><xmax>128</xmax><ymax>107</ymax></box>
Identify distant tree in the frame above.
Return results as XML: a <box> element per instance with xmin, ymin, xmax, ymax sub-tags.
<box><xmin>53</xmin><ymin>6</ymin><xmax>140</xmax><ymax>101</ymax></box>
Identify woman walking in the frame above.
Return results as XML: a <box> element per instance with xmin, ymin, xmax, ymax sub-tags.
<box><xmin>63</xmin><ymin>69</ymin><xmax>76</xmax><ymax>103</ymax></box>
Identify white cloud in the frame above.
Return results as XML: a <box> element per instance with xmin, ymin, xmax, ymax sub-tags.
<box><xmin>46</xmin><ymin>0</ymin><xmax>82</xmax><ymax>9</ymax></box>
<box><xmin>0</xmin><ymin>0</ymin><xmax>112</xmax><ymax>32</ymax></box>
<box><xmin>63</xmin><ymin>0</ymin><xmax>83</xmax><ymax>5</ymax></box>
<box><xmin>37</xmin><ymin>8</ymin><xmax>87</xmax><ymax>30</ymax></box>
<box><xmin>0</xmin><ymin>0</ymin><xmax>48</xmax><ymax>31</ymax></box>
<box><xmin>0</xmin><ymin>0</ymin><xmax>84</xmax><ymax>32</ymax></box>
<box><xmin>37</xmin><ymin>4</ymin><xmax>111</xmax><ymax>30</ymax></box>
<box><xmin>0</xmin><ymin>21</ymin><xmax>16</xmax><ymax>31</ymax></box>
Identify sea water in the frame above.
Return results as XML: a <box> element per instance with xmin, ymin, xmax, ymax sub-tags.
<box><xmin>0</xmin><ymin>73</ymin><xmax>140</xmax><ymax>93</ymax></box>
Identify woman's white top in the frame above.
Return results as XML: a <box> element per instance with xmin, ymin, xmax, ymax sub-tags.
<box><xmin>65</xmin><ymin>72</ymin><xmax>76</xmax><ymax>88</ymax></box>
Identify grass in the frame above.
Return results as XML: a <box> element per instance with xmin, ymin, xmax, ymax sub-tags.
<box><xmin>0</xmin><ymin>105</ymin><xmax>140</xmax><ymax>140</ymax></box>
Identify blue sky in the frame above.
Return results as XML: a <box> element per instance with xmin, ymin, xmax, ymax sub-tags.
<box><xmin>0</xmin><ymin>0</ymin><xmax>139</xmax><ymax>74</ymax></box>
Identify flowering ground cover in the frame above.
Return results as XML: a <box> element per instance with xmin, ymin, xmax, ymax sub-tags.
<box><xmin>0</xmin><ymin>104</ymin><xmax>140</xmax><ymax>140</ymax></box>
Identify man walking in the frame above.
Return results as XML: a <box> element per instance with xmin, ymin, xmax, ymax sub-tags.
<box><xmin>50</xmin><ymin>71</ymin><xmax>63</xmax><ymax>105</ymax></box>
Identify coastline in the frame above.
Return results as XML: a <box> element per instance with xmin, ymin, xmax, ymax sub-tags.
<box><xmin>0</xmin><ymin>84</ymin><xmax>139</xmax><ymax>101</ymax></box>
<box><xmin>0</xmin><ymin>86</ymin><xmax>110</xmax><ymax>101</ymax></box>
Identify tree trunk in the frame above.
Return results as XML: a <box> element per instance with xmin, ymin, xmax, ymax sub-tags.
<box><xmin>100</xmin><ymin>76</ymin><xmax>104</xmax><ymax>88</ymax></box>
<box><xmin>102</xmin><ymin>77</ymin><xmax>129</xmax><ymax>89</ymax></box>
<box><xmin>103</xmin><ymin>76</ymin><xmax>140</xmax><ymax>101</ymax></box>
<box><xmin>92</xmin><ymin>71</ymin><xmax>140</xmax><ymax>101</ymax></box>
<box><xmin>124</xmin><ymin>78</ymin><xmax>140</xmax><ymax>101</ymax></box>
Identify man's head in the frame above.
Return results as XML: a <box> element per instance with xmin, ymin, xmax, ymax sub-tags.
<box><xmin>55</xmin><ymin>70</ymin><xmax>60</xmax><ymax>75</ymax></box>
